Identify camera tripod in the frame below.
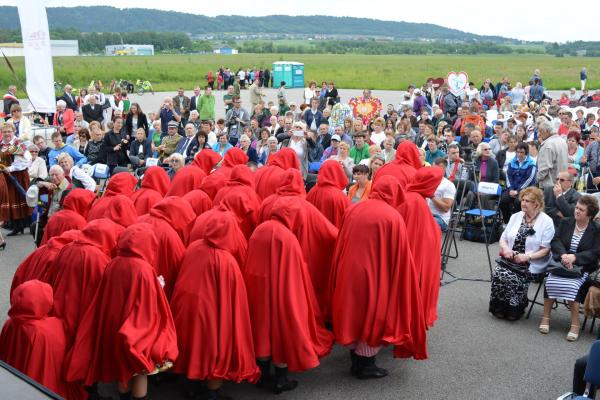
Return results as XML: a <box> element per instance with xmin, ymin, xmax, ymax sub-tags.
<box><xmin>440</xmin><ymin>158</ymin><xmax>494</xmax><ymax>286</ymax></box>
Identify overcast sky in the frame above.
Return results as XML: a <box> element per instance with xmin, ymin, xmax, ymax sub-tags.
<box><xmin>3</xmin><ymin>0</ymin><xmax>597</xmax><ymax>42</ymax></box>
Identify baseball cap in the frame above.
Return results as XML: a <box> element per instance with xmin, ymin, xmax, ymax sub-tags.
<box><xmin>167</xmin><ymin>121</ymin><xmax>179</xmax><ymax>128</ymax></box>
<box><xmin>331</xmin><ymin>134</ymin><xmax>341</xmax><ymax>141</ymax></box>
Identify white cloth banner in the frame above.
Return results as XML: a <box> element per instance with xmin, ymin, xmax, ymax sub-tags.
<box><xmin>17</xmin><ymin>0</ymin><xmax>55</xmax><ymax>113</ymax></box>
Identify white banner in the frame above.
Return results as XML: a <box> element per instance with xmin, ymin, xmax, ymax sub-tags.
<box><xmin>17</xmin><ymin>0</ymin><xmax>55</xmax><ymax>113</ymax></box>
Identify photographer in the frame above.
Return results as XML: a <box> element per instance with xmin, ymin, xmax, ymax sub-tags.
<box><xmin>224</xmin><ymin>95</ymin><xmax>250</xmax><ymax>146</ymax></box>
<box><xmin>156</xmin><ymin>97</ymin><xmax>181</xmax><ymax>136</ymax></box>
<box><xmin>103</xmin><ymin>116</ymin><xmax>129</xmax><ymax>174</ymax></box>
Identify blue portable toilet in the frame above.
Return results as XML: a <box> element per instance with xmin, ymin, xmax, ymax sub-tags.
<box><xmin>272</xmin><ymin>61</ymin><xmax>305</xmax><ymax>88</ymax></box>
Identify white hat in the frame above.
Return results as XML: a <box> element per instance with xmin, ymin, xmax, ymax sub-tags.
<box><xmin>26</xmin><ymin>185</ymin><xmax>39</xmax><ymax>208</ymax></box>
<box><xmin>331</xmin><ymin>134</ymin><xmax>341</xmax><ymax>141</ymax></box>
<box><xmin>414</xmin><ymin>89</ymin><xmax>422</xmax><ymax>95</ymax></box>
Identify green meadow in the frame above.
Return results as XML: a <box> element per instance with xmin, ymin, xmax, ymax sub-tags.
<box><xmin>2</xmin><ymin>53</ymin><xmax>598</xmax><ymax>93</ymax></box>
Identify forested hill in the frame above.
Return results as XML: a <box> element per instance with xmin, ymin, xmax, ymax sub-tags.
<box><xmin>0</xmin><ymin>6</ymin><xmax>509</xmax><ymax>42</ymax></box>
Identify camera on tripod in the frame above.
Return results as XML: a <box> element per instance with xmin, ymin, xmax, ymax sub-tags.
<box><xmin>461</xmin><ymin>146</ymin><xmax>474</xmax><ymax>164</ymax></box>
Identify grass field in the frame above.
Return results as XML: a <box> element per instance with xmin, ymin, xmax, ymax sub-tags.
<box><xmin>2</xmin><ymin>53</ymin><xmax>598</xmax><ymax>93</ymax></box>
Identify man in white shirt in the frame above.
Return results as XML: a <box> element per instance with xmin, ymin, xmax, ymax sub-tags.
<box><xmin>430</xmin><ymin>158</ymin><xmax>457</xmax><ymax>231</ymax></box>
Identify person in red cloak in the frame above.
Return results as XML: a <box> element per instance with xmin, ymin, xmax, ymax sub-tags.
<box><xmin>65</xmin><ymin>223</ymin><xmax>178</xmax><ymax>400</ymax></box>
<box><xmin>398</xmin><ymin>167</ymin><xmax>444</xmax><ymax>328</ymax></box>
<box><xmin>182</xmin><ymin>189</ymin><xmax>212</xmax><ymax>218</ymax></box>
<box><xmin>199</xmin><ymin>172</ymin><xmax>228</xmax><ymax>201</ymax></box>
<box><xmin>329</xmin><ymin>175</ymin><xmax>427</xmax><ymax>380</ymax></box>
<box><xmin>10</xmin><ymin>229</ymin><xmax>79</xmax><ymax>295</ymax></box>
<box><xmin>87</xmin><ymin>172</ymin><xmax>137</xmax><ymax>221</ymax></box>
<box><xmin>216</xmin><ymin>185</ymin><xmax>260</xmax><ymax>241</ymax></box>
<box><xmin>244</xmin><ymin>197</ymin><xmax>333</xmax><ymax>394</ymax></box>
<box><xmin>0</xmin><ymin>280</ymin><xmax>85</xmax><ymax>400</ymax></box>
<box><xmin>40</xmin><ymin>188</ymin><xmax>96</xmax><ymax>245</ymax></box>
<box><xmin>306</xmin><ymin>159</ymin><xmax>350</xmax><ymax>228</ymax></box>
<box><xmin>257</xmin><ymin>168</ymin><xmax>306</xmax><ymax>222</ymax></box>
<box><xmin>372</xmin><ymin>141</ymin><xmax>422</xmax><ymax>187</ymax></box>
<box><xmin>171</xmin><ymin>216</ymin><xmax>259</xmax><ymax>399</ymax></box>
<box><xmin>137</xmin><ymin>197</ymin><xmax>189</xmax><ymax>298</ymax></box>
<box><xmin>166</xmin><ymin>165</ymin><xmax>206</xmax><ymax>197</ymax></box>
<box><xmin>51</xmin><ymin>219</ymin><xmax>125</xmax><ymax>342</ymax></box>
<box><xmin>102</xmin><ymin>194</ymin><xmax>138</xmax><ymax>227</ymax></box>
<box><xmin>192</xmin><ymin>148</ymin><xmax>222</xmax><ymax>175</ymax></box>
<box><xmin>130</xmin><ymin>166</ymin><xmax>170</xmax><ymax>216</ymax></box>
<box><xmin>216</xmin><ymin>147</ymin><xmax>249</xmax><ymax>178</ymax></box>
<box><xmin>254</xmin><ymin>147</ymin><xmax>300</xmax><ymax>200</ymax></box>
<box><xmin>213</xmin><ymin>164</ymin><xmax>256</xmax><ymax>206</ymax></box>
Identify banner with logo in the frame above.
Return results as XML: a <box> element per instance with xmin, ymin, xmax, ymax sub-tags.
<box><xmin>17</xmin><ymin>0</ymin><xmax>56</xmax><ymax>113</ymax></box>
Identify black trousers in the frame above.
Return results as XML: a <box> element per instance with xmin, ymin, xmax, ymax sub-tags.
<box><xmin>499</xmin><ymin>191</ymin><xmax>521</xmax><ymax>223</ymax></box>
<box><xmin>574</xmin><ymin>355</ymin><xmax>596</xmax><ymax>397</ymax></box>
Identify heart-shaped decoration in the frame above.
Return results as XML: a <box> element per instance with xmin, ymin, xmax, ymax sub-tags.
<box><xmin>428</xmin><ymin>77</ymin><xmax>445</xmax><ymax>89</ymax></box>
<box><xmin>447</xmin><ymin>71</ymin><xmax>469</xmax><ymax>97</ymax></box>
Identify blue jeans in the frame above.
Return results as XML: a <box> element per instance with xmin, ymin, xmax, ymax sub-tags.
<box><xmin>433</xmin><ymin>214</ymin><xmax>448</xmax><ymax>232</ymax></box>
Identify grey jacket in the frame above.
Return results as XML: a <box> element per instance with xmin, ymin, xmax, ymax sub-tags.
<box><xmin>537</xmin><ymin>134</ymin><xmax>568</xmax><ymax>189</ymax></box>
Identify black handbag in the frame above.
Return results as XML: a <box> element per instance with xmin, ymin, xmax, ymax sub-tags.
<box><xmin>495</xmin><ymin>257</ymin><xmax>528</xmax><ymax>275</ymax></box>
<box><xmin>547</xmin><ymin>258</ymin><xmax>584</xmax><ymax>278</ymax></box>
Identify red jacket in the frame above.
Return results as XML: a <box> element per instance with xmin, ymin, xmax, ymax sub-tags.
<box><xmin>53</xmin><ymin>108</ymin><xmax>75</xmax><ymax>135</ymax></box>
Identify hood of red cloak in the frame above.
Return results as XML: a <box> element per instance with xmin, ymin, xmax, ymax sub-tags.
<box><xmin>406</xmin><ymin>167</ymin><xmax>444</xmax><ymax>198</ymax></box>
<box><xmin>276</xmin><ymin>169</ymin><xmax>306</xmax><ymax>197</ymax></box>
<box><xmin>76</xmin><ymin>218</ymin><xmax>125</xmax><ymax>257</ymax></box>
<box><xmin>218</xmin><ymin>190</ymin><xmax>254</xmax><ymax>223</ymax></box>
<box><xmin>182</xmin><ymin>189</ymin><xmax>213</xmax><ymax>216</ymax></box>
<box><xmin>116</xmin><ymin>223</ymin><xmax>158</xmax><ymax>266</ymax></box>
<box><xmin>200</xmin><ymin>173</ymin><xmax>228</xmax><ymax>200</ymax></box>
<box><xmin>268</xmin><ymin>147</ymin><xmax>300</xmax><ymax>170</ymax></box>
<box><xmin>9</xmin><ymin>280</ymin><xmax>53</xmax><ymax>320</ymax></box>
<box><xmin>270</xmin><ymin>196</ymin><xmax>304</xmax><ymax>233</ymax></box>
<box><xmin>228</xmin><ymin>164</ymin><xmax>255</xmax><ymax>189</ymax></box>
<box><xmin>149</xmin><ymin>196</ymin><xmax>196</xmax><ymax>234</ymax></box>
<box><xmin>46</xmin><ymin>229</ymin><xmax>80</xmax><ymax>251</ymax></box>
<box><xmin>222</xmin><ymin>147</ymin><xmax>249</xmax><ymax>168</ymax></box>
<box><xmin>203</xmin><ymin>213</ymin><xmax>240</xmax><ymax>251</ymax></box>
<box><xmin>317</xmin><ymin>160</ymin><xmax>348</xmax><ymax>189</ymax></box>
<box><xmin>369</xmin><ymin>175</ymin><xmax>405</xmax><ymax>207</ymax></box>
<box><xmin>62</xmin><ymin>189</ymin><xmax>96</xmax><ymax>219</ymax></box>
<box><xmin>104</xmin><ymin>172</ymin><xmax>137</xmax><ymax>197</ymax></box>
<box><xmin>105</xmin><ymin>195</ymin><xmax>138</xmax><ymax>227</ymax></box>
<box><xmin>141</xmin><ymin>166</ymin><xmax>170</xmax><ymax>196</ymax></box>
<box><xmin>394</xmin><ymin>141</ymin><xmax>422</xmax><ymax>169</ymax></box>
<box><xmin>193</xmin><ymin>149</ymin><xmax>222</xmax><ymax>175</ymax></box>
<box><xmin>166</xmin><ymin>166</ymin><xmax>207</xmax><ymax>197</ymax></box>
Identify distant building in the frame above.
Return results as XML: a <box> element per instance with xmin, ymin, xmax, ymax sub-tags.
<box><xmin>105</xmin><ymin>44</ymin><xmax>154</xmax><ymax>56</ymax></box>
<box><xmin>0</xmin><ymin>40</ymin><xmax>79</xmax><ymax>57</ymax></box>
<box><xmin>213</xmin><ymin>45</ymin><xmax>238</xmax><ymax>55</ymax></box>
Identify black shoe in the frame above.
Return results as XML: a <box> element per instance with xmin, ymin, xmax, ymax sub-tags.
<box><xmin>273</xmin><ymin>366</ymin><xmax>298</xmax><ymax>394</ymax></box>
<box><xmin>256</xmin><ymin>359</ymin><xmax>273</xmax><ymax>388</ymax></box>
<box><xmin>356</xmin><ymin>355</ymin><xmax>388</xmax><ymax>380</ymax></box>
<box><xmin>7</xmin><ymin>227</ymin><xmax>23</xmax><ymax>236</ymax></box>
<box><xmin>0</xmin><ymin>241</ymin><xmax>6</xmax><ymax>251</ymax></box>
<box><xmin>349</xmin><ymin>350</ymin><xmax>359</xmax><ymax>376</ymax></box>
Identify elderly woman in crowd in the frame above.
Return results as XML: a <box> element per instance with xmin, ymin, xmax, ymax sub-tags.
<box><xmin>329</xmin><ymin>141</ymin><xmax>354</xmax><ymax>181</ymax></box>
<box><xmin>71</xmin><ymin>127</ymin><xmax>91</xmax><ymax>156</ymax></box>
<box><xmin>56</xmin><ymin>153</ymin><xmax>96</xmax><ymax>192</ymax></box>
<box><xmin>258</xmin><ymin>136</ymin><xmax>278</xmax><ymax>167</ymax></box>
<box><xmin>347</xmin><ymin>164</ymin><xmax>371</xmax><ymax>203</ymax></box>
<box><xmin>256</xmin><ymin>128</ymin><xmax>271</xmax><ymax>161</ymax></box>
<box><xmin>86</xmin><ymin>121</ymin><xmax>105</xmax><ymax>165</ymax></box>
<box><xmin>490</xmin><ymin>187</ymin><xmax>554</xmax><ymax>321</ymax></box>
<box><xmin>539</xmin><ymin>195</ymin><xmax>600</xmax><ymax>341</ymax></box>
<box><xmin>212</xmin><ymin>132</ymin><xmax>233</xmax><ymax>158</ymax></box>
<box><xmin>238</xmin><ymin>134</ymin><xmax>258</xmax><ymax>164</ymax></box>
<box><xmin>53</xmin><ymin>99</ymin><xmax>75</xmax><ymax>140</ymax></box>
<box><xmin>28</xmin><ymin>144</ymin><xmax>47</xmax><ymax>182</ymax></box>
<box><xmin>167</xmin><ymin>153</ymin><xmax>185</xmax><ymax>180</ymax></box>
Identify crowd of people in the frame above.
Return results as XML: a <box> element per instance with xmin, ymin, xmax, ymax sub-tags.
<box><xmin>0</xmin><ymin>66</ymin><xmax>599</xmax><ymax>399</ymax></box>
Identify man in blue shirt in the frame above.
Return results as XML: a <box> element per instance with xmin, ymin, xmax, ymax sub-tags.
<box><xmin>48</xmin><ymin>131</ymin><xmax>87</xmax><ymax>167</ymax></box>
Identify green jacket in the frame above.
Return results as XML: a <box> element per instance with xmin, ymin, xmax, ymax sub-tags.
<box><xmin>350</xmin><ymin>145</ymin><xmax>370</xmax><ymax>165</ymax></box>
<box><xmin>198</xmin><ymin>94</ymin><xmax>215</xmax><ymax>121</ymax></box>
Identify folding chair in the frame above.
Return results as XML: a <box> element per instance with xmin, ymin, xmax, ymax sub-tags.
<box><xmin>526</xmin><ymin>273</ymin><xmax>548</xmax><ymax>319</ymax></box>
<box><xmin>92</xmin><ymin>163</ymin><xmax>110</xmax><ymax>195</ymax></box>
<box><xmin>461</xmin><ymin>182</ymin><xmax>503</xmax><ymax>244</ymax></box>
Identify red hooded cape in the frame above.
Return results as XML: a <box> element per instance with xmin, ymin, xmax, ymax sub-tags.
<box><xmin>216</xmin><ymin>147</ymin><xmax>249</xmax><ymax>178</ymax></box>
<box><xmin>146</xmin><ymin>196</ymin><xmax>195</xmax><ymax>245</ymax></box>
<box><xmin>130</xmin><ymin>166</ymin><xmax>170</xmax><ymax>216</ymax></box>
<box><xmin>183</xmin><ymin>189</ymin><xmax>213</xmax><ymax>218</ymax></box>
<box><xmin>373</xmin><ymin>141</ymin><xmax>421</xmax><ymax>187</ymax></box>
<box><xmin>329</xmin><ymin>175</ymin><xmax>428</xmax><ymax>360</ymax></box>
<box><xmin>254</xmin><ymin>148</ymin><xmax>300</xmax><ymax>200</ymax></box>
<box><xmin>10</xmin><ymin>230</ymin><xmax>80</xmax><ymax>295</ymax></box>
<box><xmin>217</xmin><ymin>187</ymin><xmax>260</xmax><ymax>241</ymax></box>
<box><xmin>306</xmin><ymin>160</ymin><xmax>350</xmax><ymax>228</ymax></box>
<box><xmin>51</xmin><ymin>219</ymin><xmax>125</xmax><ymax>342</ymax></box>
<box><xmin>189</xmin><ymin>208</ymin><xmax>248</xmax><ymax>269</ymax></box>
<box><xmin>171</xmin><ymin>216</ymin><xmax>259</xmax><ymax>383</ymax></box>
<box><xmin>258</xmin><ymin>168</ymin><xmax>306</xmax><ymax>222</ymax></box>
<box><xmin>399</xmin><ymin>167</ymin><xmax>444</xmax><ymax>328</ymax></box>
<box><xmin>244</xmin><ymin>198</ymin><xmax>333</xmax><ymax>372</ymax></box>
<box><xmin>0</xmin><ymin>280</ymin><xmax>85</xmax><ymax>400</ymax></box>
<box><xmin>40</xmin><ymin>189</ymin><xmax>96</xmax><ymax>245</ymax></box>
<box><xmin>101</xmin><ymin>194</ymin><xmax>138</xmax><ymax>227</ymax></box>
<box><xmin>213</xmin><ymin>164</ymin><xmax>256</xmax><ymax>205</ymax></box>
<box><xmin>65</xmin><ymin>224</ymin><xmax>178</xmax><ymax>385</ymax></box>
<box><xmin>200</xmin><ymin>172</ymin><xmax>229</xmax><ymax>201</ymax></box>
<box><xmin>87</xmin><ymin>172</ymin><xmax>137</xmax><ymax>221</ymax></box>
<box><xmin>166</xmin><ymin>166</ymin><xmax>207</xmax><ymax>197</ymax></box>
<box><xmin>192</xmin><ymin>149</ymin><xmax>222</xmax><ymax>175</ymax></box>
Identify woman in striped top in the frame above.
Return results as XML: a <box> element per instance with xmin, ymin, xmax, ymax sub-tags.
<box><xmin>540</xmin><ymin>195</ymin><xmax>600</xmax><ymax>341</ymax></box>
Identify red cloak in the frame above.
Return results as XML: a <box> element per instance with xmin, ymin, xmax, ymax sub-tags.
<box><xmin>217</xmin><ymin>147</ymin><xmax>249</xmax><ymax>178</ymax></box>
<box><xmin>200</xmin><ymin>172</ymin><xmax>228</xmax><ymax>200</ymax></box>
<box><xmin>130</xmin><ymin>166</ymin><xmax>170</xmax><ymax>216</ymax></box>
<box><xmin>189</xmin><ymin>208</ymin><xmax>248</xmax><ymax>269</ymax></box>
<box><xmin>51</xmin><ymin>219</ymin><xmax>125</xmax><ymax>341</ymax></box>
<box><xmin>146</xmin><ymin>196</ymin><xmax>195</xmax><ymax>245</ymax></box>
<box><xmin>87</xmin><ymin>172</ymin><xmax>137</xmax><ymax>221</ymax></box>
<box><xmin>10</xmin><ymin>230</ymin><xmax>80</xmax><ymax>295</ymax></box>
<box><xmin>137</xmin><ymin>199</ymin><xmax>187</xmax><ymax>299</ymax></box>
<box><xmin>399</xmin><ymin>167</ymin><xmax>444</xmax><ymax>328</ymax></box>
<box><xmin>373</xmin><ymin>141</ymin><xmax>422</xmax><ymax>187</ymax></box>
<box><xmin>192</xmin><ymin>149</ymin><xmax>222</xmax><ymax>175</ymax></box>
<box><xmin>329</xmin><ymin>175</ymin><xmax>428</xmax><ymax>360</ymax></box>
<box><xmin>65</xmin><ymin>224</ymin><xmax>178</xmax><ymax>385</ymax></box>
<box><xmin>244</xmin><ymin>198</ymin><xmax>333</xmax><ymax>372</ymax></box>
<box><xmin>0</xmin><ymin>280</ymin><xmax>84</xmax><ymax>400</ymax></box>
<box><xmin>101</xmin><ymin>194</ymin><xmax>138</xmax><ymax>227</ymax></box>
<box><xmin>217</xmin><ymin>187</ymin><xmax>260</xmax><ymax>241</ymax></box>
<box><xmin>182</xmin><ymin>189</ymin><xmax>213</xmax><ymax>217</ymax></box>
<box><xmin>171</xmin><ymin>216</ymin><xmax>259</xmax><ymax>383</ymax></box>
<box><xmin>166</xmin><ymin>166</ymin><xmax>207</xmax><ymax>197</ymax></box>
<box><xmin>213</xmin><ymin>164</ymin><xmax>256</xmax><ymax>205</ymax></box>
<box><xmin>40</xmin><ymin>188</ymin><xmax>96</xmax><ymax>245</ymax></box>
<box><xmin>306</xmin><ymin>160</ymin><xmax>350</xmax><ymax>228</ymax></box>
<box><xmin>258</xmin><ymin>168</ymin><xmax>306</xmax><ymax>222</ymax></box>
<box><xmin>254</xmin><ymin>148</ymin><xmax>300</xmax><ymax>200</ymax></box>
